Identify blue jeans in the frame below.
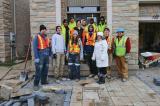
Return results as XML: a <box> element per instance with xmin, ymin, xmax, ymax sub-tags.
<box><xmin>68</xmin><ymin>54</ymin><xmax>80</xmax><ymax>79</ymax></box>
<box><xmin>34</xmin><ymin>51</ymin><xmax>49</xmax><ymax>86</ymax></box>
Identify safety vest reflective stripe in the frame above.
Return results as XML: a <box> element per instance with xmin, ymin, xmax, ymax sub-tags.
<box><xmin>115</xmin><ymin>36</ymin><xmax>127</xmax><ymax>56</ymax></box>
<box><xmin>85</xmin><ymin>33</ymin><xmax>96</xmax><ymax>46</ymax></box>
<box><xmin>69</xmin><ymin>40</ymin><xmax>80</xmax><ymax>53</ymax></box>
<box><xmin>37</xmin><ymin>35</ymin><xmax>49</xmax><ymax>49</ymax></box>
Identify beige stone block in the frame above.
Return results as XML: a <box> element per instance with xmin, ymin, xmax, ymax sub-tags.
<box><xmin>111</xmin><ymin>97</ymin><xmax>133</xmax><ymax>106</ymax></box>
<box><xmin>70</xmin><ymin>102</ymin><xmax>82</xmax><ymax>106</ymax></box>
<box><xmin>83</xmin><ymin>92</ymin><xmax>100</xmax><ymax>102</ymax></box>
<box><xmin>0</xmin><ymin>84</ymin><xmax>13</xmax><ymax>100</ymax></box>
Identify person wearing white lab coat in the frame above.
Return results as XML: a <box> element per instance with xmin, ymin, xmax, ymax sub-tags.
<box><xmin>92</xmin><ymin>32</ymin><xmax>109</xmax><ymax>84</ymax></box>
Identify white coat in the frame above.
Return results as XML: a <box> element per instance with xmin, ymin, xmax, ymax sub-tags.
<box><xmin>92</xmin><ymin>40</ymin><xmax>109</xmax><ymax>68</ymax></box>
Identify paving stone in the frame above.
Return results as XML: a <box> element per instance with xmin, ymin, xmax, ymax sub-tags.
<box><xmin>111</xmin><ymin>97</ymin><xmax>133</xmax><ymax>106</ymax></box>
<box><xmin>70</xmin><ymin>102</ymin><xmax>82</xmax><ymax>106</ymax></box>
<box><xmin>133</xmin><ymin>102</ymin><xmax>146</xmax><ymax>106</ymax></box>
<box><xmin>71</xmin><ymin>92</ymin><xmax>82</xmax><ymax>102</ymax></box>
<box><xmin>83</xmin><ymin>91</ymin><xmax>100</xmax><ymax>102</ymax></box>
<box><xmin>144</xmin><ymin>102</ymin><xmax>160</xmax><ymax>106</ymax></box>
<box><xmin>0</xmin><ymin>84</ymin><xmax>13</xmax><ymax>100</ymax></box>
<box><xmin>82</xmin><ymin>100</ymin><xmax>95</xmax><ymax>106</ymax></box>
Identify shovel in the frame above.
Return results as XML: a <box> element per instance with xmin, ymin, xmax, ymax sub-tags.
<box><xmin>19</xmin><ymin>38</ymin><xmax>31</xmax><ymax>81</ymax></box>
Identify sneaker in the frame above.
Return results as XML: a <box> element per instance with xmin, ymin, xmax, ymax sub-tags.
<box><xmin>33</xmin><ymin>86</ymin><xmax>39</xmax><ymax>91</ymax></box>
<box><xmin>61</xmin><ymin>77</ymin><xmax>67</xmax><ymax>81</ymax></box>
<box><xmin>122</xmin><ymin>78</ymin><xmax>127</xmax><ymax>82</ymax></box>
<box><xmin>66</xmin><ymin>78</ymin><xmax>71</xmax><ymax>81</ymax></box>
<box><xmin>107</xmin><ymin>75</ymin><xmax>111</xmax><ymax>79</ymax></box>
<box><xmin>96</xmin><ymin>80</ymin><xmax>105</xmax><ymax>84</ymax></box>
<box><xmin>94</xmin><ymin>75</ymin><xmax>99</xmax><ymax>80</ymax></box>
<box><xmin>75</xmin><ymin>79</ymin><xmax>80</xmax><ymax>82</ymax></box>
<box><xmin>88</xmin><ymin>74</ymin><xmax>94</xmax><ymax>78</ymax></box>
<box><xmin>41</xmin><ymin>81</ymin><xmax>49</xmax><ymax>85</ymax></box>
<box><xmin>56</xmin><ymin>80</ymin><xmax>60</xmax><ymax>83</ymax></box>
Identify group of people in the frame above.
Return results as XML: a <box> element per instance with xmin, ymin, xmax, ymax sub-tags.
<box><xmin>33</xmin><ymin>16</ymin><xmax>131</xmax><ymax>90</ymax></box>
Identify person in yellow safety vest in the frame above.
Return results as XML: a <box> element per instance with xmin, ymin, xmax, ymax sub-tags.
<box><xmin>68</xmin><ymin>17</ymin><xmax>76</xmax><ymax>30</ymax></box>
<box><xmin>114</xmin><ymin>28</ymin><xmax>131</xmax><ymax>82</ymax></box>
<box><xmin>61</xmin><ymin>19</ymin><xmax>70</xmax><ymax>49</ymax></box>
<box><xmin>87</xmin><ymin>18</ymin><xmax>97</xmax><ymax>33</ymax></box>
<box><xmin>67</xmin><ymin>30</ymin><xmax>83</xmax><ymax>81</ymax></box>
<box><xmin>98</xmin><ymin>16</ymin><xmax>107</xmax><ymax>32</ymax></box>
<box><xmin>103</xmin><ymin>27</ymin><xmax>114</xmax><ymax>79</ymax></box>
<box><xmin>83</xmin><ymin>25</ymin><xmax>98</xmax><ymax>79</ymax></box>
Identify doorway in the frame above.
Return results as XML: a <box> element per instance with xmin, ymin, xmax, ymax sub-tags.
<box><xmin>139</xmin><ymin>23</ymin><xmax>160</xmax><ymax>53</ymax></box>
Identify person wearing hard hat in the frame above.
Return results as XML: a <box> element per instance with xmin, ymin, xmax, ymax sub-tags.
<box><xmin>92</xmin><ymin>32</ymin><xmax>109</xmax><ymax>84</ymax></box>
<box><xmin>114</xmin><ymin>28</ymin><xmax>131</xmax><ymax>82</ymax></box>
<box><xmin>67</xmin><ymin>30</ymin><xmax>83</xmax><ymax>81</ymax></box>
<box><xmin>103</xmin><ymin>27</ymin><xmax>114</xmax><ymax>79</ymax></box>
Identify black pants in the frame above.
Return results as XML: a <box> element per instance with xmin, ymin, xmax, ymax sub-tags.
<box><xmin>86</xmin><ymin>53</ymin><xmax>98</xmax><ymax>75</ymax></box>
<box><xmin>98</xmin><ymin>67</ymin><xmax>106</xmax><ymax>76</ymax></box>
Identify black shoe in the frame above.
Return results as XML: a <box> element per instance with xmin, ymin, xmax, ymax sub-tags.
<box><xmin>41</xmin><ymin>81</ymin><xmax>49</xmax><ymax>85</ymax></box>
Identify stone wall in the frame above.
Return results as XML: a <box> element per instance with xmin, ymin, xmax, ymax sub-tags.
<box><xmin>100</xmin><ymin>0</ymin><xmax>107</xmax><ymax>17</ymax></box>
<box><xmin>0</xmin><ymin>0</ymin><xmax>12</xmax><ymax>63</ymax></box>
<box><xmin>140</xmin><ymin>3</ymin><xmax>160</xmax><ymax>17</ymax></box>
<box><xmin>11</xmin><ymin>0</ymin><xmax>30</xmax><ymax>58</ymax></box>
<box><xmin>30</xmin><ymin>0</ymin><xmax>56</xmax><ymax>38</ymax></box>
<box><xmin>112</xmin><ymin>0</ymin><xmax>139</xmax><ymax>69</ymax></box>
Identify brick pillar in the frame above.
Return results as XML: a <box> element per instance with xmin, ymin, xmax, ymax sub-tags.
<box><xmin>0</xmin><ymin>0</ymin><xmax>12</xmax><ymax>63</ymax></box>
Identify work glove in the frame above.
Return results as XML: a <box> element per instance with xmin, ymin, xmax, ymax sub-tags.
<box><xmin>34</xmin><ymin>58</ymin><xmax>40</xmax><ymax>63</ymax></box>
<box><xmin>53</xmin><ymin>54</ymin><xmax>57</xmax><ymax>59</ymax></box>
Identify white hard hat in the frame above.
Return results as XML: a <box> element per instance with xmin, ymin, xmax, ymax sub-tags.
<box><xmin>97</xmin><ymin>32</ymin><xmax>103</xmax><ymax>37</ymax></box>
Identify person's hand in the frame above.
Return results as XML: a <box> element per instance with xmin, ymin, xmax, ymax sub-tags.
<box><xmin>34</xmin><ymin>58</ymin><xmax>40</xmax><ymax>63</ymax></box>
<box><xmin>53</xmin><ymin>54</ymin><xmax>57</xmax><ymax>59</ymax></box>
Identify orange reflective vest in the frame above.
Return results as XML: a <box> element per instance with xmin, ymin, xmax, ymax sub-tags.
<box><xmin>85</xmin><ymin>33</ymin><xmax>96</xmax><ymax>46</ymax></box>
<box><xmin>37</xmin><ymin>35</ymin><xmax>49</xmax><ymax>49</ymax></box>
<box><xmin>69</xmin><ymin>40</ymin><xmax>80</xmax><ymax>54</ymax></box>
<box><xmin>106</xmin><ymin>36</ymin><xmax>113</xmax><ymax>48</ymax></box>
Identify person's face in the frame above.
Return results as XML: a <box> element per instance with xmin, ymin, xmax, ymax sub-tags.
<box><xmin>73</xmin><ymin>35</ymin><xmax>77</xmax><ymax>39</ymax></box>
<box><xmin>117</xmin><ymin>32</ymin><xmax>123</xmax><ymax>37</ymax></box>
<box><xmin>63</xmin><ymin>22</ymin><xmax>68</xmax><ymax>27</ymax></box>
<box><xmin>90</xmin><ymin>19</ymin><xmax>94</xmax><ymax>24</ymax></box>
<box><xmin>100</xmin><ymin>18</ymin><xmax>105</xmax><ymax>23</ymax></box>
<box><xmin>77</xmin><ymin>21</ymin><xmax>81</xmax><ymax>27</ymax></box>
<box><xmin>82</xmin><ymin>20</ymin><xmax>86</xmax><ymax>26</ymax></box>
<box><xmin>104</xmin><ymin>29</ymin><xmax>110</xmax><ymax>37</ymax></box>
<box><xmin>89</xmin><ymin>26</ymin><xmax>93</xmax><ymax>32</ymax></box>
<box><xmin>70</xmin><ymin>19</ymin><xmax>74</xmax><ymax>23</ymax></box>
<box><xmin>57</xmin><ymin>27</ymin><xmax>61</xmax><ymax>34</ymax></box>
<box><xmin>97</xmin><ymin>35</ymin><xmax>102</xmax><ymax>41</ymax></box>
<box><xmin>41</xmin><ymin>29</ymin><xmax>47</xmax><ymax>35</ymax></box>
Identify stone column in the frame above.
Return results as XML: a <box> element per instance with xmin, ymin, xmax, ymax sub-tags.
<box><xmin>107</xmin><ymin>0</ymin><xmax>112</xmax><ymax>34</ymax></box>
<box><xmin>56</xmin><ymin>0</ymin><xmax>61</xmax><ymax>25</ymax></box>
<box><xmin>0</xmin><ymin>0</ymin><xmax>12</xmax><ymax>63</ymax></box>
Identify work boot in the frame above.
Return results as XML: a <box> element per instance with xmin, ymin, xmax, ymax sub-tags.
<box><xmin>122</xmin><ymin>78</ymin><xmax>127</xmax><ymax>82</ymax></box>
<box><xmin>34</xmin><ymin>86</ymin><xmax>39</xmax><ymax>91</ymax></box>
<box><xmin>94</xmin><ymin>75</ymin><xmax>99</xmax><ymax>80</ymax></box>
<box><xmin>106</xmin><ymin>75</ymin><xmax>111</xmax><ymax>79</ymax></box>
<box><xmin>88</xmin><ymin>74</ymin><xmax>94</xmax><ymax>78</ymax></box>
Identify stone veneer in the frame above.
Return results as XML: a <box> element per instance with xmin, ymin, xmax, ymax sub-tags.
<box><xmin>112</xmin><ymin>0</ymin><xmax>139</xmax><ymax>69</ymax></box>
<box><xmin>0</xmin><ymin>0</ymin><xmax>12</xmax><ymax>63</ymax></box>
<box><xmin>30</xmin><ymin>0</ymin><xmax>56</xmax><ymax>37</ymax></box>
